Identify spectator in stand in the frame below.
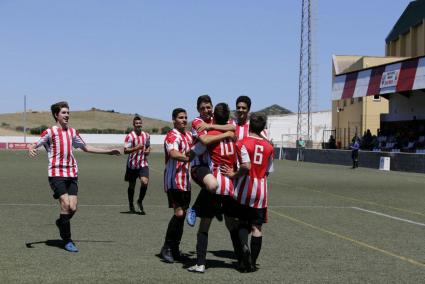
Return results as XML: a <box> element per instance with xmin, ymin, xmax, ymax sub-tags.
<box><xmin>328</xmin><ymin>135</ymin><xmax>336</xmax><ymax>149</ymax></box>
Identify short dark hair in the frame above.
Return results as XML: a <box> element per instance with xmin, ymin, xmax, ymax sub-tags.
<box><xmin>197</xmin><ymin>95</ymin><xmax>212</xmax><ymax>109</ymax></box>
<box><xmin>213</xmin><ymin>103</ymin><xmax>230</xmax><ymax>125</ymax></box>
<box><xmin>50</xmin><ymin>101</ymin><xmax>69</xmax><ymax>122</ymax></box>
<box><xmin>249</xmin><ymin>113</ymin><xmax>266</xmax><ymax>135</ymax></box>
<box><xmin>133</xmin><ymin>115</ymin><xmax>142</xmax><ymax>123</ymax></box>
<box><xmin>172</xmin><ymin>108</ymin><xmax>186</xmax><ymax>120</ymax></box>
<box><xmin>236</xmin><ymin>95</ymin><xmax>251</xmax><ymax>110</ymax></box>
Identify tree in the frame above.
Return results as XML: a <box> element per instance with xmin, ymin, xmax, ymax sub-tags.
<box><xmin>161</xmin><ymin>126</ymin><xmax>172</xmax><ymax>134</ymax></box>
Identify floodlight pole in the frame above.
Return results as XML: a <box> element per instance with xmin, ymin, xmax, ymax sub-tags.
<box><xmin>296</xmin><ymin>0</ymin><xmax>314</xmax><ymax>146</ymax></box>
<box><xmin>23</xmin><ymin>95</ymin><xmax>27</xmax><ymax>143</ymax></box>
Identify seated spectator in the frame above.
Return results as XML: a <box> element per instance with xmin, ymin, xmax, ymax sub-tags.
<box><xmin>328</xmin><ymin>135</ymin><xmax>336</xmax><ymax>149</ymax></box>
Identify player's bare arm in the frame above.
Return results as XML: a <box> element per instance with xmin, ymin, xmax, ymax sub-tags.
<box><xmin>28</xmin><ymin>143</ymin><xmax>39</xmax><ymax>157</ymax></box>
<box><xmin>198</xmin><ymin>131</ymin><xmax>235</xmax><ymax>146</ymax></box>
<box><xmin>144</xmin><ymin>146</ymin><xmax>151</xmax><ymax>156</ymax></box>
<box><xmin>123</xmin><ymin>143</ymin><xmax>144</xmax><ymax>154</ymax></box>
<box><xmin>221</xmin><ymin>162</ymin><xmax>250</xmax><ymax>178</ymax></box>
<box><xmin>196</xmin><ymin>121</ymin><xmax>236</xmax><ymax>133</ymax></box>
<box><xmin>82</xmin><ymin>145</ymin><xmax>121</xmax><ymax>155</ymax></box>
<box><xmin>169</xmin><ymin>149</ymin><xmax>191</xmax><ymax>162</ymax></box>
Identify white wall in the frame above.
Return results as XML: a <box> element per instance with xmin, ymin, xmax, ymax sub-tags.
<box><xmin>0</xmin><ymin>134</ymin><xmax>166</xmax><ymax>145</ymax></box>
<box><xmin>268</xmin><ymin>111</ymin><xmax>332</xmax><ymax>147</ymax></box>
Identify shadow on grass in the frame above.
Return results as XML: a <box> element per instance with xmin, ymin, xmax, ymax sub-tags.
<box><xmin>180</xmin><ymin>250</ymin><xmax>236</xmax><ymax>270</ymax></box>
<box><xmin>25</xmin><ymin>239</ymin><xmax>115</xmax><ymax>250</ymax></box>
<box><xmin>119</xmin><ymin>211</ymin><xmax>146</xmax><ymax>215</ymax></box>
<box><xmin>155</xmin><ymin>251</ymin><xmax>193</xmax><ymax>265</ymax></box>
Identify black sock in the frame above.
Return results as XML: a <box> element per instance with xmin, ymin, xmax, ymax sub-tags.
<box><xmin>230</xmin><ymin>229</ymin><xmax>242</xmax><ymax>262</ymax></box>
<box><xmin>165</xmin><ymin>215</ymin><xmax>180</xmax><ymax>247</ymax></box>
<box><xmin>196</xmin><ymin>232</ymin><xmax>208</xmax><ymax>266</ymax></box>
<box><xmin>175</xmin><ymin>216</ymin><xmax>185</xmax><ymax>244</ymax></box>
<box><xmin>128</xmin><ymin>187</ymin><xmax>135</xmax><ymax>206</ymax></box>
<box><xmin>238</xmin><ymin>227</ymin><xmax>249</xmax><ymax>251</ymax></box>
<box><xmin>191</xmin><ymin>189</ymin><xmax>204</xmax><ymax>213</ymax></box>
<box><xmin>138</xmin><ymin>184</ymin><xmax>147</xmax><ymax>204</ymax></box>
<box><xmin>250</xmin><ymin>236</ymin><xmax>262</xmax><ymax>265</ymax></box>
<box><xmin>58</xmin><ymin>214</ymin><xmax>72</xmax><ymax>241</ymax></box>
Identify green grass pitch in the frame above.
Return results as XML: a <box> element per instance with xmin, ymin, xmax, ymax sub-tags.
<box><xmin>0</xmin><ymin>151</ymin><xmax>424</xmax><ymax>283</ymax></box>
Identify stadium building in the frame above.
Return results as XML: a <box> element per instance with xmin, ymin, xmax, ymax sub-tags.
<box><xmin>332</xmin><ymin>0</ymin><xmax>425</xmax><ymax>150</ymax></box>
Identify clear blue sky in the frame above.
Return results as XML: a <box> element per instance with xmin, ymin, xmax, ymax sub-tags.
<box><xmin>0</xmin><ymin>0</ymin><xmax>412</xmax><ymax>121</ymax></box>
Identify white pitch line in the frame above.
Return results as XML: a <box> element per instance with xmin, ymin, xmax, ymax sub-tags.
<box><xmin>0</xmin><ymin>203</ymin><xmax>166</xmax><ymax>207</ymax></box>
<box><xmin>269</xmin><ymin>205</ymin><xmax>351</xmax><ymax>209</ymax></box>
<box><xmin>352</xmin><ymin>207</ymin><xmax>425</xmax><ymax>227</ymax></box>
<box><xmin>0</xmin><ymin>203</ymin><xmax>351</xmax><ymax>209</ymax></box>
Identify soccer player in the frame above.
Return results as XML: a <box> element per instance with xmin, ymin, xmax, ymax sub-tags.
<box><xmin>124</xmin><ymin>115</ymin><xmax>151</xmax><ymax>214</ymax></box>
<box><xmin>186</xmin><ymin>95</ymin><xmax>235</xmax><ymax>227</ymax></box>
<box><xmin>160</xmin><ymin>108</ymin><xmax>194</xmax><ymax>263</ymax></box>
<box><xmin>188</xmin><ymin>103</ymin><xmax>239</xmax><ymax>273</ymax></box>
<box><xmin>222</xmin><ymin>113</ymin><xmax>274</xmax><ymax>272</ymax></box>
<box><xmin>28</xmin><ymin>101</ymin><xmax>120</xmax><ymax>252</ymax></box>
<box><xmin>232</xmin><ymin>95</ymin><xmax>269</xmax><ymax>141</ymax></box>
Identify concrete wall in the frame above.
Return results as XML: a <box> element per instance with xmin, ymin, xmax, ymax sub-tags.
<box><xmin>0</xmin><ymin>134</ymin><xmax>166</xmax><ymax>145</ymax></box>
<box><xmin>280</xmin><ymin>147</ymin><xmax>425</xmax><ymax>173</ymax></box>
<box><xmin>268</xmin><ymin>111</ymin><xmax>331</xmax><ymax>148</ymax></box>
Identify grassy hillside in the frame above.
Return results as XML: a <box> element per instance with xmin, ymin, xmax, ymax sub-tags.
<box><xmin>0</xmin><ymin>109</ymin><xmax>172</xmax><ymax>135</ymax></box>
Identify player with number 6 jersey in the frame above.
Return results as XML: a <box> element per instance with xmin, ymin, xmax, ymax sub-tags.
<box><xmin>222</xmin><ymin>112</ymin><xmax>274</xmax><ymax>272</ymax></box>
<box><xmin>234</xmin><ymin>136</ymin><xmax>274</xmax><ymax>208</ymax></box>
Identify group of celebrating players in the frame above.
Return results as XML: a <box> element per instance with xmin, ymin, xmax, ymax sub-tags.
<box><xmin>29</xmin><ymin>95</ymin><xmax>274</xmax><ymax>274</ymax></box>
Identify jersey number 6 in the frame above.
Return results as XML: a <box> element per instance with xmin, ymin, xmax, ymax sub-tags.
<box><xmin>253</xmin><ymin>145</ymin><xmax>264</xmax><ymax>165</ymax></box>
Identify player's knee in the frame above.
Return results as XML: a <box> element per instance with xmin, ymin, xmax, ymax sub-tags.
<box><xmin>174</xmin><ymin>208</ymin><xmax>185</xmax><ymax>218</ymax></box>
<box><xmin>251</xmin><ymin>225</ymin><xmax>262</xmax><ymax>236</ymax></box>
<box><xmin>140</xmin><ymin>178</ymin><xmax>149</xmax><ymax>187</ymax></box>
<box><xmin>69</xmin><ymin>204</ymin><xmax>77</xmax><ymax>213</ymax></box>
<box><xmin>204</xmin><ymin>175</ymin><xmax>218</xmax><ymax>192</ymax></box>
<box><xmin>60</xmin><ymin>200</ymin><xmax>71</xmax><ymax>211</ymax></box>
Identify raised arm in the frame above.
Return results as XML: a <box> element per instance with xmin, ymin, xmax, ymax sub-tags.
<box><xmin>198</xmin><ymin>131</ymin><xmax>234</xmax><ymax>146</ymax></box>
<box><xmin>196</xmin><ymin>122</ymin><xmax>235</xmax><ymax>133</ymax></box>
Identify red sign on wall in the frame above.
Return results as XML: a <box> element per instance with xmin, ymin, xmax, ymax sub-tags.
<box><xmin>7</xmin><ymin>143</ymin><xmax>32</xmax><ymax>150</ymax></box>
<box><xmin>0</xmin><ymin>143</ymin><xmax>7</xmax><ymax>149</ymax></box>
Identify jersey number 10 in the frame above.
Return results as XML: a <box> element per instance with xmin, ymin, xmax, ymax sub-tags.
<box><xmin>220</xmin><ymin>140</ymin><xmax>234</xmax><ymax>156</ymax></box>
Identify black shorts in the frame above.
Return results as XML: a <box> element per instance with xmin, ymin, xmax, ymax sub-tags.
<box><xmin>196</xmin><ymin>188</ymin><xmax>223</xmax><ymax>218</ymax></box>
<box><xmin>48</xmin><ymin>177</ymin><xmax>78</xmax><ymax>199</ymax></box>
<box><xmin>190</xmin><ymin>166</ymin><xmax>211</xmax><ymax>187</ymax></box>
<box><xmin>238</xmin><ymin>205</ymin><xmax>268</xmax><ymax>225</ymax></box>
<box><xmin>124</xmin><ymin>166</ymin><xmax>149</xmax><ymax>182</ymax></box>
<box><xmin>167</xmin><ymin>189</ymin><xmax>191</xmax><ymax>209</ymax></box>
<box><xmin>221</xmin><ymin>196</ymin><xmax>241</xmax><ymax>218</ymax></box>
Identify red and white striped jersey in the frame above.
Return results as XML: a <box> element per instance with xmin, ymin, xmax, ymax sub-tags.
<box><xmin>233</xmin><ymin>136</ymin><xmax>274</xmax><ymax>208</ymax></box>
<box><xmin>124</xmin><ymin>130</ymin><xmax>150</xmax><ymax>169</ymax></box>
<box><xmin>163</xmin><ymin>129</ymin><xmax>193</xmax><ymax>192</ymax></box>
<box><xmin>190</xmin><ymin>116</ymin><xmax>212</xmax><ymax>167</ymax></box>
<box><xmin>36</xmin><ymin>126</ymin><xmax>86</xmax><ymax>177</ymax></box>
<box><xmin>231</xmin><ymin>119</ymin><xmax>269</xmax><ymax>141</ymax></box>
<box><xmin>192</xmin><ymin>129</ymin><xmax>237</xmax><ymax>196</ymax></box>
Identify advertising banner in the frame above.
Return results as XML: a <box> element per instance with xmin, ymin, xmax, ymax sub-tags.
<box><xmin>7</xmin><ymin>143</ymin><xmax>32</xmax><ymax>150</ymax></box>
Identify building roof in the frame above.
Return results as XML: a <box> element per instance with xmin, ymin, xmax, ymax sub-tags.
<box><xmin>386</xmin><ymin>0</ymin><xmax>425</xmax><ymax>44</ymax></box>
<box><xmin>332</xmin><ymin>55</ymin><xmax>425</xmax><ymax>101</ymax></box>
